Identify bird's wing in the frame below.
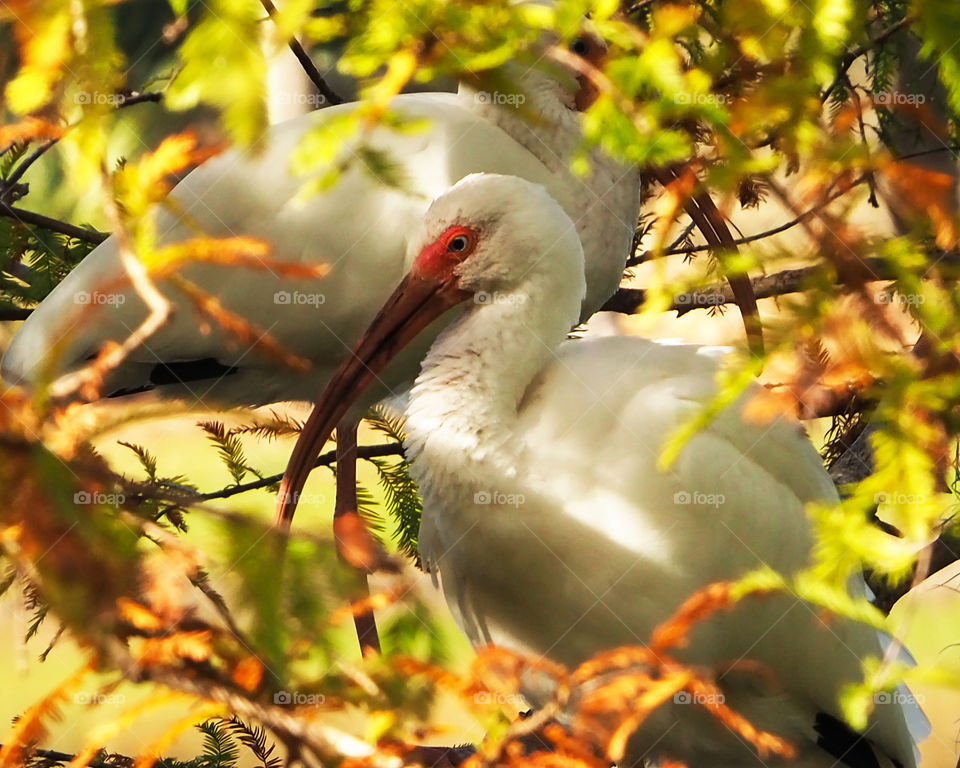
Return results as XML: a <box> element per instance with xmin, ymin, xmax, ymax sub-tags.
<box><xmin>502</xmin><ymin>336</ymin><xmax>922</xmax><ymax>766</ymax></box>
<box><xmin>2</xmin><ymin>93</ymin><xmax>560</xmax><ymax>404</ymax></box>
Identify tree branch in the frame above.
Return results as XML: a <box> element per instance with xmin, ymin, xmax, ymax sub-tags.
<box><xmin>630</xmin><ymin>174</ymin><xmax>868</xmax><ymax>265</ymax></box>
<box><xmin>604</xmin><ymin>251</ymin><xmax>960</xmax><ymax>315</ymax></box>
<box><xmin>195</xmin><ymin>442</ymin><xmax>403</xmax><ymax>502</ymax></box>
<box><xmin>259</xmin><ymin>0</ymin><xmax>344</xmax><ymax>106</ymax></box>
<box><xmin>0</xmin><ymin>202</ymin><xmax>107</xmax><ymax>244</ymax></box>
<box><xmin>821</xmin><ymin>14</ymin><xmax>916</xmax><ymax>103</ymax></box>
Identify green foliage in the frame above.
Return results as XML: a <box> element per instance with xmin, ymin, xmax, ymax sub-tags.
<box><xmin>195</xmin><ymin>719</ymin><xmax>240</xmax><ymax>768</ymax></box>
<box><xmin>198</xmin><ymin>420</ymin><xmax>256</xmax><ymax>486</ymax></box>
<box><xmin>914</xmin><ymin>0</ymin><xmax>960</xmax><ymax>115</ymax></box>
<box><xmin>365</xmin><ymin>406</ymin><xmax>422</xmax><ymax>564</ymax></box>
<box><xmin>165</xmin><ymin>0</ymin><xmax>268</xmax><ymax>147</ymax></box>
<box><xmin>8</xmin><ymin>1</ymin><xmax>960</xmax><ymax>763</ymax></box>
<box><xmin>0</xmin><ymin>219</ymin><xmax>96</xmax><ymax>311</ymax></box>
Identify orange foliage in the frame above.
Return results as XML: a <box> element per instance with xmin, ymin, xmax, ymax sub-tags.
<box><xmin>135</xmin><ymin>133</ymin><xmax>226</xmax><ymax>199</ymax></box>
<box><xmin>151</xmin><ymin>237</ymin><xmax>330</xmax><ymax>279</ymax></box>
<box><xmin>0</xmin><ymin>664</ymin><xmax>89</xmax><ymax>768</ymax></box>
<box><xmin>135</xmin><ymin>630</ymin><xmax>213</xmax><ymax>666</ymax></box>
<box><xmin>169</xmin><ymin>275</ymin><xmax>311</xmax><ymax>371</ymax></box>
<box><xmin>0</xmin><ymin>117</ymin><xmax>64</xmax><ymax>147</ymax></box>
<box><xmin>231</xmin><ymin>656</ymin><xmax>265</xmax><ymax>691</ymax></box>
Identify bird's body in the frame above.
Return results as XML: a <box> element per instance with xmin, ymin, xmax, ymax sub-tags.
<box><xmin>412</xmin><ymin>334</ymin><xmax>915</xmax><ymax>767</ymax></box>
<box><xmin>2</xmin><ymin>77</ymin><xmax>639</xmax><ymax>406</ymax></box>
<box><xmin>277</xmin><ymin>173</ymin><xmax>927</xmax><ymax>768</ymax></box>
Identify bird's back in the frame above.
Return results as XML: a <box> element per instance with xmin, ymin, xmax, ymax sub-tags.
<box><xmin>3</xmin><ymin>92</ymin><xmax>634</xmax><ymax>404</ymax></box>
<box><xmin>421</xmin><ymin>336</ymin><xmax>923</xmax><ymax>767</ymax></box>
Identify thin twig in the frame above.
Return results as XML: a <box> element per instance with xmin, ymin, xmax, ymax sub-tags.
<box><xmin>196</xmin><ymin>442</ymin><xmax>403</xmax><ymax>502</ymax></box>
<box><xmin>258</xmin><ymin>0</ymin><xmax>343</xmax><ymax>106</ymax></box>
<box><xmin>47</xmin><ymin>176</ymin><xmax>173</xmax><ymax>401</ymax></box>
<box><xmin>629</xmin><ymin>174</ymin><xmax>869</xmax><ymax>266</ymax></box>
<box><xmin>0</xmin><ymin>139</ymin><xmax>57</xmax><ymax>204</ymax></box>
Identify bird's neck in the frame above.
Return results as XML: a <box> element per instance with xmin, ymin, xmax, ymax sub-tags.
<box><xmin>403</xmin><ymin>280</ymin><xmax>579</xmax><ymax>496</ymax></box>
<box><xmin>457</xmin><ymin>68</ymin><xmax>580</xmax><ymax>173</ymax></box>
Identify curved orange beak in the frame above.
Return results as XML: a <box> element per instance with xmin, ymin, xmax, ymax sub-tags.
<box><xmin>275</xmin><ymin>271</ymin><xmax>469</xmax><ymax>530</ymax></box>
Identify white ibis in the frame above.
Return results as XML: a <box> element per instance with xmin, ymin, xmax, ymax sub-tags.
<box><xmin>1</xmin><ymin>37</ymin><xmax>639</xmax><ymax>407</ymax></box>
<box><xmin>276</xmin><ymin>173</ymin><xmax>928</xmax><ymax>768</ymax></box>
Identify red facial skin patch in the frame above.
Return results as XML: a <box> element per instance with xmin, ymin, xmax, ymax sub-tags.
<box><xmin>414</xmin><ymin>225</ymin><xmax>479</xmax><ymax>281</ymax></box>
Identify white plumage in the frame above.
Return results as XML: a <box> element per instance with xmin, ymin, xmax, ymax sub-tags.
<box><xmin>277</xmin><ymin>173</ymin><xmax>928</xmax><ymax>768</ymax></box>
<box><xmin>2</xmin><ymin>62</ymin><xmax>639</xmax><ymax>406</ymax></box>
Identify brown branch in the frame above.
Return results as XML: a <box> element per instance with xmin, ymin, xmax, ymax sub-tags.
<box><xmin>630</xmin><ymin>175</ymin><xmax>869</xmax><ymax>266</ymax></box>
<box><xmin>604</xmin><ymin>250</ymin><xmax>960</xmax><ymax>315</ymax></box>
<box><xmin>651</xmin><ymin>168</ymin><xmax>763</xmax><ymax>356</ymax></box>
<box><xmin>0</xmin><ymin>202</ymin><xmax>107</xmax><ymax>244</ymax></box>
<box><xmin>258</xmin><ymin>0</ymin><xmax>344</xmax><ymax>106</ymax></box>
<box><xmin>333</xmin><ymin>420</ymin><xmax>382</xmax><ymax>656</ymax></box>
<box><xmin>194</xmin><ymin>442</ymin><xmax>403</xmax><ymax>502</ymax></box>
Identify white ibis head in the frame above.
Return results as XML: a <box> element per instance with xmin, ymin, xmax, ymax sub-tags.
<box><xmin>277</xmin><ymin>173</ymin><xmax>583</xmax><ymax>511</ymax></box>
